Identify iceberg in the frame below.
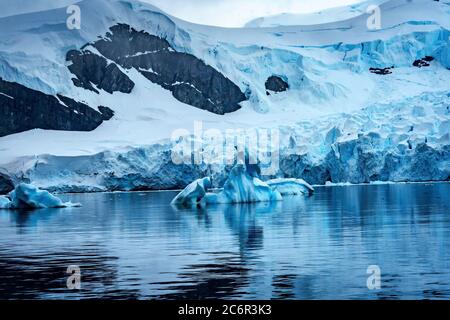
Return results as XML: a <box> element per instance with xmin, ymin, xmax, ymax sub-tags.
<box><xmin>205</xmin><ymin>164</ymin><xmax>283</xmax><ymax>205</ymax></box>
<box><xmin>0</xmin><ymin>183</ymin><xmax>81</xmax><ymax>209</ymax></box>
<box><xmin>170</xmin><ymin>177</ymin><xmax>212</xmax><ymax>207</ymax></box>
<box><xmin>172</xmin><ymin>163</ymin><xmax>314</xmax><ymax>207</ymax></box>
<box><xmin>266</xmin><ymin>178</ymin><xmax>314</xmax><ymax>196</ymax></box>
<box><xmin>0</xmin><ymin>196</ymin><xmax>11</xmax><ymax>209</ymax></box>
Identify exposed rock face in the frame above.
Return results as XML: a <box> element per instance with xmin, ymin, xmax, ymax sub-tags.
<box><xmin>98</xmin><ymin>106</ymin><xmax>115</xmax><ymax>120</ymax></box>
<box><xmin>0</xmin><ymin>77</ymin><xmax>112</xmax><ymax>137</ymax></box>
<box><xmin>369</xmin><ymin>66</ymin><xmax>394</xmax><ymax>75</ymax></box>
<box><xmin>413</xmin><ymin>56</ymin><xmax>434</xmax><ymax>68</ymax></box>
<box><xmin>68</xmin><ymin>24</ymin><xmax>246</xmax><ymax>115</ymax></box>
<box><xmin>265</xmin><ymin>75</ymin><xmax>289</xmax><ymax>93</ymax></box>
<box><xmin>66</xmin><ymin>49</ymin><xmax>135</xmax><ymax>94</ymax></box>
<box><xmin>0</xmin><ymin>172</ymin><xmax>14</xmax><ymax>195</ymax></box>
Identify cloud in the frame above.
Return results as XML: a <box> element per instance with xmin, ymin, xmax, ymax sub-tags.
<box><xmin>143</xmin><ymin>0</ymin><xmax>363</xmax><ymax>27</ymax></box>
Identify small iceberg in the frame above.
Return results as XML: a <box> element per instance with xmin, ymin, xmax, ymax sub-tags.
<box><xmin>171</xmin><ymin>177</ymin><xmax>212</xmax><ymax>207</ymax></box>
<box><xmin>266</xmin><ymin>178</ymin><xmax>314</xmax><ymax>196</ymax></box>
<box><xmin>171</xmin><ymin>163</ymin><xmax>313</xmax><ymax>207</ymax></box>
<box><xmin>204</xmin><ymin>164</ymin><xmax>282</xmax><ymax>204</ymax></box>
<box><xmin>0</xmin><ymin>183</ymin><xmax>81</xmax><ymax>209</ymax></box>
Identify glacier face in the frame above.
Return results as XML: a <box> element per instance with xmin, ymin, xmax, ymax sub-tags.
<box><xmin>2</xmin><ymin>90</ymin><xmax>448</xmax><ymax>193</ymax></box>
<box><xmin>0</xmin><ymin>0</ymin><xmax>449</xmax><ymax>192</ymax></box>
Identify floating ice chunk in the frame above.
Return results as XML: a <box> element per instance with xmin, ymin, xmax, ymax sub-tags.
<box><xmin>266</xmin><ymin>178</ymin><xmax>314</xmax><ymax>196</ymax></box>
<box><xmin>172</xmin><ymin>164</ymin><xmax>284</xmax><ymax>206</ymax></box>
<box><xmin>171</xmin><ymin>159</ymin><xmax>318</xmax><ymax>206</ymax></box>
<box><xmin>0</xmin><ymin>196</ymin><xmax>11</xmax><ymax>209</ymax></box>
<box><xmin>208</xmin><ymin>164</ymin><xmax>282</xmax><ymax>204</ymax></box>
<box><xmin>170</xmin><ymin>177</ymin><xmax>211</xmax><ymax>207</ymax></box>
<box><xmin>0</xmin><ymin>183</ymin><xmax>81</xmax><ymax>209</ymax></box>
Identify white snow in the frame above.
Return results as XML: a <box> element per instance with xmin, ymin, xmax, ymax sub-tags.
<box><xmin>245</xmin><ymin>0</ymin><xmax>390</xmax><ymax>27</ymax></box>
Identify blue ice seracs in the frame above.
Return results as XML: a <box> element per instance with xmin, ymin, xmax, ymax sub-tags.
<box><xmin>0</xmin><ymin>183</ymin><xmax>81</xmax><ymax>209</ymax></box>
<box><xmin>171</xmin><ymin>163</ymin><xmax>314</xmax><ymax>207</ymax></box>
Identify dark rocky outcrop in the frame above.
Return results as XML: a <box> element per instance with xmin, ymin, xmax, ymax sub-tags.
<box><xmin>98</xmin><ymin>106</ymin><xmax>115</xmax><ymax>120</ymax></box>
<box><xmin>265</xmin><ymin>75</ymin><xmax>289</xmax><ymax>94</ymax></box>
<box><xmin>369</xmin><ymin>66</ymin><xmax>394</xmax><ymax>75</ymax></box>
<box><xmin>0</xmin><ymin>77</ymin><xmax>112</xmax><ymax>137</ymax></box>
<box><xmin>413</xmin><ymin>59</ymin><xmax>429</xmax><ymax>67</ymax></box>
<box><xmin>0</xmin><ymin>172</ymin><xmax>14</xmax><ymax>195</ymax></box>
<box><xmin>69</xmin><ymin>24</ymin><xmax>246</xmax><ymax>115</ymax></box>
<box><xmin>422</xmin><ymin>56</ymin><xmax>435</xmax><ymax>62</ymax></box>
<box><xmin>67</xmin><ymin>49</ymin><xmax>135</xmax><ymax>94</ymax></box>
<box><xmin>413</xmin><ymin>56</ymin><xmax>434</xmax><ymax>68</ymax></box>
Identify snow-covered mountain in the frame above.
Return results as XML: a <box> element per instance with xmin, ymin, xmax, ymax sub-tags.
<box><xmin>0</xmin><ymin>0</ymin><xmax>449</xmax><ymax>192</ymax></box>
<box><xmin>0</xmin><ymin>0</ymin><xmax>76</xmax><ymax>18</ymax></box>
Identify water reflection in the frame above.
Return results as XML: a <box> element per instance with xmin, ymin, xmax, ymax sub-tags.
<box><xmin>0</xmin><ymin>183</ymin><xmax>449</xmax><ymax>299</ymax></box>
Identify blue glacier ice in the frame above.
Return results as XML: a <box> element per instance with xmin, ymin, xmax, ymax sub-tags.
<box><xmin>266</xmin><ymin>178</ymin><xmax>314</xmax><ymax>196</ymax></box>
<box><xmin>171</xmin><ymin>163</ymin><xmax>318</xmax><ymax>207</ymax></box>
<box><xmin>0</xmin><ymin>183</ymin><xmax>80</xmax><ymax>209</ymax></box>
<box><xmin>0</xmin><ymin>196</ymin><xmax>11</xmax><ymax>209</ymax></box>
<box><xmin>171</xmin><ymin>177</ymin><xmax>212</xmax><ymax>207</ymax></box>
<box><xmin>205</xmin><ymin>164</ymin><xmax>283</xmax><ymax>204</ymax></box>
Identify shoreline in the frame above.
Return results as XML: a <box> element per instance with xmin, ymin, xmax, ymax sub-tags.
<box><xmin>56</xmin><ymin>180</ymin><xmax>450</xmax><ymax>196</ymax></box>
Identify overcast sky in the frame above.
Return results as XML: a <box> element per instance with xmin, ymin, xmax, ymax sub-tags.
<box><xmin>0</xmin><ymin>0</ymin><xmax>364</xmax><ymax>27</ymax></box>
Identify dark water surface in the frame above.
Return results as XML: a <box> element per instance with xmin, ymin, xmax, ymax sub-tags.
<box><xmin>0</xmin><ymin>183</ymin><xmax>449</xmax><ymax>300</ymax></box>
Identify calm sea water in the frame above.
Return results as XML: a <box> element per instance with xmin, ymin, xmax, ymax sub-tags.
<box><xmin>0</xmin><ymin>183</ymin><xmax>449</xmax><ymax>300</ymax></box>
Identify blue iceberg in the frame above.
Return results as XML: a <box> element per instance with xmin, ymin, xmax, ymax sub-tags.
<box><xmin>171</xmin><ymin>177</ymin><xmax>212</xmax><ymax>207</ymax></box>
<box><xmin>266</xmin><ymin>178</ymin><xmax>314</xmax><ymax>196</ymax></box>
<box><xmin>171</xmin><ymin>163</ymin><xmax>313</xmax><ymax>207</ymax></box>
<box><xmin>205</xmin><ymin>164</ymin><xmax>282</xmax><ymax>204</ymax></box>
<box><xmin>0</xmin><ymin>183</ymin><xmax>81</xmax><ymax>209</ymax></box>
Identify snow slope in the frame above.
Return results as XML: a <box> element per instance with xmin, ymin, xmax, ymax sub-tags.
<box><xmin>245</xmin><ymin>0</ymin><xmax>390</xmax><ymax>27</ymax></box>
<box><xmin>0</xmin><ymin>0</ymin><xmax>76</xmax><ymax>18</ymax></box>
<box><xmin>0</xmin><ymin>0</ymin><xmax>449</xmax><ymax>190</ymax></box>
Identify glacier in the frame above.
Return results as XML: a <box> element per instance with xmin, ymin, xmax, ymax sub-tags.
<box><xmin>0</xmin><ymin>183</ymin><xmax>81</xmax><ymax>209</ymax></box>
<box><xmin>0</xmin><ymin>0</ymin><xmax>448</xmax><ymax>192</ymax></box>
<box><xmin>0</xmin><ymin>90</ymin><xmax>447</xmax><ymax>193</ymax></box>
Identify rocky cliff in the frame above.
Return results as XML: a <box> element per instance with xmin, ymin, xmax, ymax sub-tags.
<box><xmin>0</xmin><ymin>78</ymin><xmax>113</xmax><ymax>137</ymax></box>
